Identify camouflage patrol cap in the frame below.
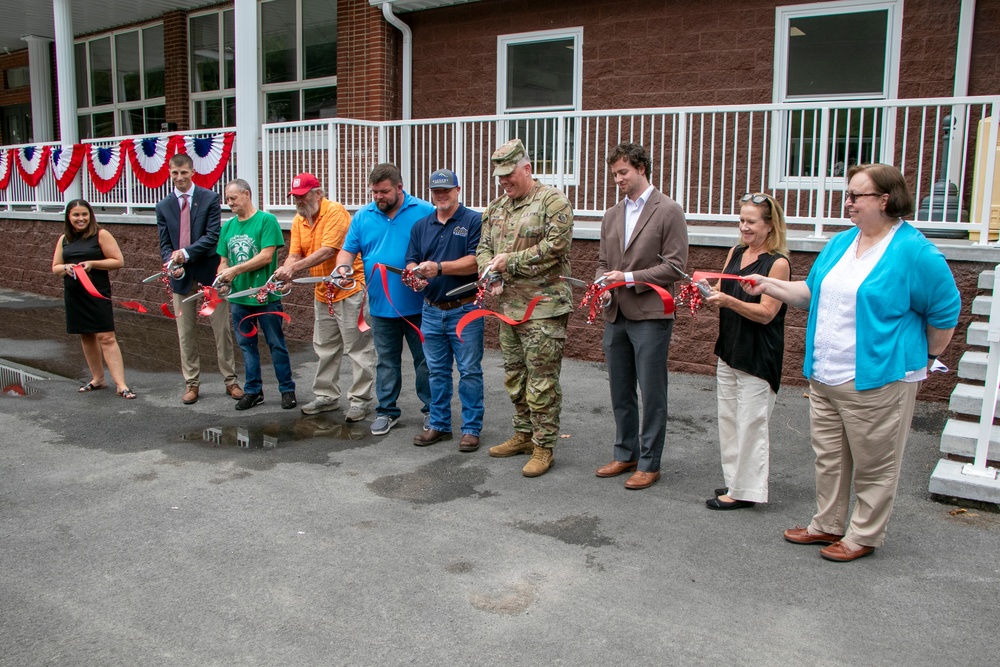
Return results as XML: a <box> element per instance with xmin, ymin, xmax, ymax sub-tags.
<box><xmin>491</xmin><ymin>138</ymin><xmax>527</xmax><ymax>177</ymax></box>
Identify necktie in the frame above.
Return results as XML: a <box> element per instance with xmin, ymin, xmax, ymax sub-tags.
<box><xmin>179</xmin><ymin>194</ymin><xmax>191</xmax><ymax>248</ymax></box>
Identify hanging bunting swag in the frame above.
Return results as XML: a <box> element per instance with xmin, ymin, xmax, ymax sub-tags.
<box><xmin>16</xmin><ymin>145</ymin><xmax>52</xmax><ymax>188</ymax></box>
<box><xmin>86</xmin><ymin>142</ymin><xmax>127</xmax><ymax>194</ymax></box>
<box><xmin>125</xmin><ymin>136</ymin><xmax>181</xmax><ymax>189</ymax></box>
<box><xmin>50</xmin><ymin>144</ymin><xmax>86</xmax><ymax>192</ymax></box>
<box><xmin>182</xmin><ymin>132</ymin><xmax>235</xmax><ymax>188</ymax></box>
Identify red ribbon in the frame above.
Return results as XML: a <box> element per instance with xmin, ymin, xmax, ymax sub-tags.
<box><xmin>584</xmin><ymin>281</ymin><xmax>675</xmax><ymax>323</ymax></box>
<box><xmin>236</xmin><ymin>310</ymin><xmax>292</xmax><ymax>337</ymax></box>
<box><xmin>371</xmin><ymin>263</ymin><xmax>423</xmax><ymax>343</ymax></box>
<box><xmin>71</xmin><ymin>264</ymin><xmax>147</xmax><ymax>314</ymax></box>
<box><xmin>196</xmin><ymin>286</ymin><xmax>223</xmax><ymax>317</ymax></box>
<box><xmin>456</xmin><ymin>295</ymin><xmax>549</xmax><ymax>342</ymax></box>
<box><xmin>691</xmin><ymin>271</ymin><xmax>756</xmax><ymax>286</ymax></box>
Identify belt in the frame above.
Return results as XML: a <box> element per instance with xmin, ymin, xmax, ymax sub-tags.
<box><xmin>425</xmin><ymin>294</ymin><xmax>476</xmax><ymax>311</ymax></box>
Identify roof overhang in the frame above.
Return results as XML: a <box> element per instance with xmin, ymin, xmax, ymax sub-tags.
<box><xmin>368</xmin><ymin>0</ymin><xmax>484</xmax><ymax>13</ymax></box>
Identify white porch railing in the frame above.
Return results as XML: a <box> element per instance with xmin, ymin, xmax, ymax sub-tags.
<box><xmin>262</xmin><ymin>96</ymin><xmax>1000</xmax><ymax>240</ymax></box>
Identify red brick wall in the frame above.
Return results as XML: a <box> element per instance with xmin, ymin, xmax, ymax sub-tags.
<box><xmin>162</xmin><ymin>10</ymin><xmax>190</xmax><ymax>131</ymax></box>
<box><xmin>338</xmin><ymin>0</ymin><xmax>401</xmax><ymax>120</ymax></box>
<box><xmin>1</xmin><ymin>216</ymin><xmax>982</xmax><ymax>403</ymax></box>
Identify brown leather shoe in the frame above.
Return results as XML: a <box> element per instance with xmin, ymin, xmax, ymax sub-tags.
<box><xmin>595</xmin><ymin>460</ymin><xmax>638</xmax><ymax>477</ymax></box>
<box><xmin>413</xmin><ymin>429</ymin><xmax>452</xmax><ymax>446</ymax></box>
<box><xmin>820</xmin><ymin>541</ymin><xmax>875</xmax><ymax>562</ymax></box>
<box><xmin>226</xmin><ymin>384</ymin><xmax>245</xmax><ymax>400</ymax></box>
<box><xmin>182</xmin><ymin>386</ymin><xmax>199</xmax><ymax>404</ymax></box>
<box><xmin>624</xmin><ymin>470</ymin><xmax>660</xmax><ymax>490</ymax></box>
<box><xmin>458</xmin><ymin>434</ymin><xmax>480</xmax><ymax>452</ymax></box>
<box><xmin>783</xmin><ymin>526</ymin><xmax>844</xmax><ymax>545</ymax></box>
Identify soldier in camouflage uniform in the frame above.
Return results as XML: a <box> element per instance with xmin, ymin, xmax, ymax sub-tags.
<box><xmin>476</xmin><ymin>139</ymin><xmax>574</xmax><ymax>477</ymax></box>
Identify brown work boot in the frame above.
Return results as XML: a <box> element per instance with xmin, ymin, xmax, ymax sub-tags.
<box><xmin>488</xmin><ymin>431</ymin><xmax>533</xmax><ymax>458</ymax></box>
<box><xmin>522</xmin><ymin>446</ymin><xmax>554</xmax><ymax>477</ymax></box>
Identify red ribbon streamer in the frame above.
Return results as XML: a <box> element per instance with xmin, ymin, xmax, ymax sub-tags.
<box><xmin>690</xmin><ymin>271</ymin><xmax>756</xmax><ymax>286</ymax></box>
<box><xmin>70</xmin><ymin>264</ymin><xmax>147</xmax><ymax>314</ymax></box>
<box><xmin>371</xmin><ymin>263</ymin><xmax>423</xmax><ymax>343</ymax></box>
<box><xmin>456</xmin><ymin>295</ymin><xmax>549</xmax><ymax>342</ymax></box>
<box><xmin>197</xmin><ymin>286</ymin><xmax>223</xmax><ymax>317</ymax></box>
<box><xmin>237</xmin><ymin>310</ymin><xmax>292</xmax><ymax>338</ymax></box>
<box><xmin>586</xmin><ymin>281</ymin><xmax>675</xmax><ymax>323</ymax></box>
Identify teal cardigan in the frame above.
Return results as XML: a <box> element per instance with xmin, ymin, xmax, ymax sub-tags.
<box><xmin>803</xmin><ymin>222</ymin><xmax>961</xmax><ymax>390</ymax></box>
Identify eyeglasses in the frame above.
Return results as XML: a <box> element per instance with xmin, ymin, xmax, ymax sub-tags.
<box><xmin>740</xmin><ymin>193</ymin><xmax>772</xmax><ymax>208</ymax></box>
<box><xmin>845</xmin><ymin>192</ymin><xmax>884</xmax><ymax>203</ymax></box>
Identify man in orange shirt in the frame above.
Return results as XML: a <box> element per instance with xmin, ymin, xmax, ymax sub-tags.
<box><xmin>274</xmin><ymin>173</ymin><xmax>375</xmax><ymax>420</ymax></box>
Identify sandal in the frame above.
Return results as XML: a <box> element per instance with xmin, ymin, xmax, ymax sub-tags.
<box><xmin>118</xmin><ymin>388</ymin><xmax>137</xmax><ymax>400</ymax></box>
<box><xmin>79</xmin><ymin>382</ymin><xmax>107</xmax><ymax>392</ymax></box>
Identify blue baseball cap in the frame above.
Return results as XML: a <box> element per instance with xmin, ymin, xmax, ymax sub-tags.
<box><xmin>429</xmin><ymin>169</ymin><xmax>459</xmax><ymax>189</ymax></box>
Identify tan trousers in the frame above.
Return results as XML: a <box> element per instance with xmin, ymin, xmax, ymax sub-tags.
<box><xmin>807</xmin><ymin>379</ymin><xmax>919</xmax><ymax>547</ymax></box>
<box><xmin>716</xmin><ymin>359</ymin><xmax>774</xmax><ymax>503</ymax></box>
<box><xmin>172</xmin><ymin>289</ymin><xmax>238</xmax><ymax>388</ymax></box>
<box><xmin>312</xmin><ymin>292</ymin><xmax>375</xmax><ymax>409</ymax></box>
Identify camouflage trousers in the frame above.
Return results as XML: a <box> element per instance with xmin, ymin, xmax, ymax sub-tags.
<box><xmin>497</xmin><ymin>314</ymin><xmax>569</xmax><ymax>448</ymax></box>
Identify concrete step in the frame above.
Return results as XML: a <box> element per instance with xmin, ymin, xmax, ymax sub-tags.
<box><xmin>958</xmin><ymin>350</ymin><xmax>989</xmax><ymax>381</ymax></box>
<box><xmin>940</xmin><ymin>418</ymin><xmax>1000</xmax><ymax>460</ymax></box>
<box><xmin>979</xmin><ymin>270</ymin><xmax>995</xmax><ymax>290</ymax></box>
<box><xmin>967</xmin><ymin>321</ymin><xmax>989</xmax><ymax>347</ymax></box>
<box><xmin>928</xmin><ymin>459</ymin><xmax>1000</xmax><ymax>503</ymax></box>
<box><xmin>948</xmin><ymin>383</ymin><xmax>1000</xmax><ymax>418</ymax></box>
<box><xmin>973</xmin><ymin>295</ymin><xmax>992</xmax><ymax>316</ymax></box>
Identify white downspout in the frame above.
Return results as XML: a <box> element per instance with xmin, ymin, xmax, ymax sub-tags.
<box><xmin>381</xmin><ymin>2</ymin><xmax>412</xmax><ymax>187</ymax></box>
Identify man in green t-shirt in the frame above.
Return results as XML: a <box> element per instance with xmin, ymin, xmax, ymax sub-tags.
<box><xmin>216</xmin><ymin>178</ymin><xmax>297</xmax><ymax>411</ymax></box>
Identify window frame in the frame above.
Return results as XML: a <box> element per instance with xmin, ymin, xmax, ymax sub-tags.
<box><xmin>188</xmin><ymin>7</ymin><xmax>237</xmax><ymax>129</ymax></box>
<box><xmin>770</xmin><ymin>0</ymin><xmax>903</xmax><ymax>188</ymax></box>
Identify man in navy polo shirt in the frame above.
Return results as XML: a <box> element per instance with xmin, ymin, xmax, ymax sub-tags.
<box><xmin>336</xmin><ymin>164</ymin><xmax>434</xmax><ymax>436</ymax></box>
<box><xmin>405</xmin><ymin>169</ymin><xmax>485</xmax><ymax>452</ymax></box>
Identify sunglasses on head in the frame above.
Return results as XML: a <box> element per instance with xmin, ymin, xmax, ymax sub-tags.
<box><xmin>740</xmin><ymin>193</ymin><xmax>771</xmax><ymax>207</ymax></box>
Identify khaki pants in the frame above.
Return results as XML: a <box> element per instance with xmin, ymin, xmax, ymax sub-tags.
<box><xmin>312</xmin><ymin>292</ymin><xmax>375</xmax><ymax>409</ymax></box>
<box><xmin>172</xmin><ymin>289</ymin><xmax>238</xmax><ymax>388</ymax></box>
<box><xmin>717</xmin><ymin>359</ymin><xmax>774</xmax><ymax>503</ymax></box>
<box><xmin>807</xmin><ymin>379</ymin><xmax>919</xmax><ymax>547</ymax></box>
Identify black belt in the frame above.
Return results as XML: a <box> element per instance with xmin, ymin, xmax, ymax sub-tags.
<box><xmin>425</xmin><ymin>294</ymin><xmax>476</xmax><ymax>311</ymax></box>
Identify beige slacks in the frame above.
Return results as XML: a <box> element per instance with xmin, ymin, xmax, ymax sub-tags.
<box><xmin>716</xmin><ymin>359</ymin><xmax>774</xmax><ymax>503</ymax></box>
<box><xmin>311</xmin><ymin>292</ymin><xmax>375</xmax><ymax>409</ymax></box>
<box><xmin>172</xmin><ymin>289</ymin><xmax>238</xmax><ymax>388</ymax></box>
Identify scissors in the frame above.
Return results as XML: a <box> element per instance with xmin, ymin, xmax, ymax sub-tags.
<box><xmin>142</xmin><ymin>259</ymin><xmax>185</xmax><ymax>283</ymax></box>
<box><xmin>181</xmin><ymin>275</ymin><xmax>231</xmax><ymax>303</ymax></box>
<box><xmin>292</xmin><ymin>263</ymin><xmax>357</xmax><ymax>291</ymax></box>
<box><xmin>445</xmin><ymin>261</ymin><xmax>502</xmax><ymax>298</ymax></box>
<box><xmin>559</xmin><ymin>275</ymin><xmax>609</xmax><ymax>289</ymax></box>
<box><xmin>224</xmin><ymin>272</ymin><xmax>292</xmax><ymax>301</ymax></box>
<box><xmin>658</xmin><ymin>255</ymin><xmax>712</xmax><ymax>298</ymax></box>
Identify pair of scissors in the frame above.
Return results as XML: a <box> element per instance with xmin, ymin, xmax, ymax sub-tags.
<box><xmin>291</xmin><ymin>264</ymin><xmax>357</xmax><ymax>291</ymax></box>
<box><xmin>658</xmin><ymin>255</ymin><xmax>712</xmax><ymax>298</ymax></box>
<box><xmin>445</xmin><ymin>261</ymin><xmax>502</xmax><ymax>298</ymax></box>
<box><xmin>223</xmin><ymin>272</ymin><xmax>292</xmax><ymax>301</ymax></box>
<box><xmin>142</xmin><ymin>259</ymin><xmax>185</xmax><ymax>283</ymax></box>
<box><xmin>559</xmin><ymin>275</ymin><xmax>609</xmax><ymax>290</ymax></box>
<box><xmin>181</xmin><ymin>275</ymin><xmax>232</xmax><ymax>303</ymax></box>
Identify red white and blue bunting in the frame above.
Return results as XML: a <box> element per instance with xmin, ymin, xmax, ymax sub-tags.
<box><xmin>125</xmin><ymin>135</ymin><xmax>181</xmax><ymax>189</ymax></box>
<box><xmin>50</xmin><ymin>144</ymin><xmax>86</xmax><ymax>192</ymax></box>
<box><xmin>15</xmin><ymin>145</ymin><xmax>51</xmax><ymax>188</ymax></box>
<box><xmin>0</xmin><ymin>149</ymin><xmax>11</xmax><ymax>190</ymax></box>
<box><xmin>86</xmin><ymin>142</ymin><xmax>126</xmax><ymax>194</ymax></box>
<box><xmin>183</xmin><ymin>132</ymin><xmax>235</xmax><ymax>188</ymax></box>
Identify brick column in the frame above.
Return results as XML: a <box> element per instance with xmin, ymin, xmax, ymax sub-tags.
<box><xmin>162</xmin><ymin>10</ymin><xmax>189</xmax><ymax>130</ymax></box>
<box><xmin>337</xmin><ymin>0</ymin><xmax>400</xmax><ymax>120</ymax></box>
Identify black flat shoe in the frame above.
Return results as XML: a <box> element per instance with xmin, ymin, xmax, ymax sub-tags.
<box><xmin>706</xmin><ymin>497</ymin><xmax>755</xmax><ymax>510</ymax></box>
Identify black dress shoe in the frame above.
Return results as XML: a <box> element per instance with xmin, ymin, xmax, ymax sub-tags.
<box><xmin>706</xmin><ymin>497</ymin><xmax>756</xmax><ymax>510</ymax></box>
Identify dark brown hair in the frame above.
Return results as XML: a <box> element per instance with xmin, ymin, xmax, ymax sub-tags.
<box><xmin>169</xmin><ymin>153</ymin><xmax>194</xmax><ymax>170</ymax></box>
<box><xmin>606</xmin><ymin>143</ymin><xmax>652</xmax><ymax>181</ymax></box>
<box><xmin>846</xmin><ymin>163</ymin><xmax>914</xmax><ymax>219</ymax></box>
<box><xmin>63</xmin><ymin>199</ymin><xmax>100</xmax><ymax>241</ymax></box>
<box><xmin>369</xmin><ymin>163</ymin><xmax>402</xmax><ymax>187</ymax></box>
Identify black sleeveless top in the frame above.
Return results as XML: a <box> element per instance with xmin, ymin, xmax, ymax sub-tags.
<box><xmin>714</xmin><ymin>246</ymin><xmax>787</xmax><ymax>393</ymax></box>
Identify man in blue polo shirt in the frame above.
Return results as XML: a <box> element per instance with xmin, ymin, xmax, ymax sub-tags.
<box><xmin>336</xmin><ymin>163</ymin><xmax>434</xmax><ymax>435</ymax></box>
<box><xmin>405</xmin><ymin>169</ymin><xmax>484</xmax><ymax>452</ymax></box>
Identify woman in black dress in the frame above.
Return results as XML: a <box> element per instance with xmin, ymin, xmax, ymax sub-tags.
<box><xmin>702</xmin><ymin>193</ymin><xmax>789</xmax><ymax>509</ymax></box>
<box><xmin>51</xmin><ymin>199</ymin><xmax>135</xmax><ymax>398</ymax></box>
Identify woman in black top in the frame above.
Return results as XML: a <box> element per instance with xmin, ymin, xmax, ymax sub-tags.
<box><xmin>703</xmin><ymin>193</ymin><xmax>789</xmax><ymax>509</ymax></box>
<box><xmin>51</xmin><ymin>199</ymin><xmax>135</xmax><ymax>398</ymax></box>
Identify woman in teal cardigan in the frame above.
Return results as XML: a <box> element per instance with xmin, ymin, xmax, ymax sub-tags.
<box><xmin>745</xmin><ymin>164</ymin><xmax>960</xmax><ymax>563</ymax></box>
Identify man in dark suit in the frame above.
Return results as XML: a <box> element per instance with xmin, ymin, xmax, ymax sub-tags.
<box><xmin>595</xmin><ymin>143</ymin><xmax>688</xmax><ymax>490</ymax></box>
<box><xmin>155</xmin><ymin>153</ymin><xmax>242</xmax><ymax>405</ymax></box>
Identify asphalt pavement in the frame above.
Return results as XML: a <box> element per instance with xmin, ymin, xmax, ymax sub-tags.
<box><xmin>1</xmin><ymin>287</ymin><xmax>998</xmax><ymax>666</ymax></box>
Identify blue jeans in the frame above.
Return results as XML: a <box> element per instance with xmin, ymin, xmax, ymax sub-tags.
<box><xmin>421</xmin><ymin>301</ymin><xmax>485</xmax><ymax>435</ymax></box>
<box><xmin>371</xmin><ymin>314</ymin><xmax>430</xmax><ymax>419</ymax></box>
<box><xmin>230</xmin><ymin>301</ymin><xmax>295</xmax><ymax>396</ymax></box>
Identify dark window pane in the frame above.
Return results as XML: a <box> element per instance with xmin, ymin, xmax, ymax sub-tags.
<box><xmin>144</xmin><ymin>25</ymin><xmax>165</xmax><ymax>99</ymax></box>
<box><xmin>262</xmin><ymin>0</ymin><xmax>296</xmax><ymax>84</ymax></box>
<box><xmin>506</xmin><ymin>38</ymin><xmax>575</xmax><ymax>110</ymax></box>
<box><xmin>90</xmin><ymin>38</ymin><xmax>113</xmax><ymax>106</ymax></box>
<box><xmin>78</xmin><ymin>114</ymin><xmax>91</xmax><ymax>140</ymax></box>
<box><xmin>223</xmin><ymin>10</ymin><xmax>235</xmax><ymax>89</ymax></box>
<box><xmin>303</xmin><ymin>86</ymin><xmax>336</xmax><ymax>119</ymax></box>
<box><xmin>787</xmin><ymin>11</ymin><xmax>888</xmax><ymax>98</ymax></box>
<box><xmin>144</xmin><ymin>104</ymin><xmax>166</xmax><ymax>133</ymax></box>
<box><xmin>224</xmin><ymin>96</ymin><xmax>236</xmax><ymax>126</ymax></box>
<box><xmin>190</xmin><ymin>13</ymin><xmax>220</xmax><ymax>93</ymax></box>
<box><xmin>115</xmin><ymin>31</ymin><xmax>141</xmax><ymax>103</ymax></box>
<box><xmin>75</xmin><ymin>42</ymin><xmax>89</xmax><ymax>108</ymax></box>
<box><xmin>193</xmin><ymin>99</ymin><xmax>223</xmax><ymax>130</ymax></box>
<box><xmin>302</xmin><ymin>0</ymin><xmax>337</xmax><ymax>79</ymax></box>
<box><xmin>266</xmin><ymin>90</ymin><xmax>299</xmax><ymax>122</ymax></box>
<box><xmin>120</xmin><ymin>108</ymin><xmax>144</xmax><ymax>135</ymax></box>
<box><xmin>93</xmin><ymin>111</ymin><xmax>115</xmax><ymax>137</ymax></box>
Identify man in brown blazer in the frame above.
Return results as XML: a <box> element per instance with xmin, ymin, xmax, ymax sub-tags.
<box><xmin>594</xmin><ymin>143</ymin><xmax>688</xmax><ymax>490</ymax></box>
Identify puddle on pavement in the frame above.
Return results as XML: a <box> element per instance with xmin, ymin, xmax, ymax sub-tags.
<box><xmin>368</xmin><ymin>454</ymin><xmax>496</xmax><ymax>504</ymax></box>
<box><xmin>511</xmin><ymin>514</ymin><xmax>616</xmax><ymax>548</ymax></box>
<box><xmin>181</xmin><ymin>416</ymin><xmax>367</xmax><ymax>450</ymax></box>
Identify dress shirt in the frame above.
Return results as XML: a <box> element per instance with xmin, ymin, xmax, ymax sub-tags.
<box><xmin>623</xmin><ymin>184</ymin><xmax>655</xmax><ymax>285</ymax></box>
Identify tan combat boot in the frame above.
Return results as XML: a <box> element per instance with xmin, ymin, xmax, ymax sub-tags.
<box><xmin>488</xmin><ymin>431</ymin><xmax>533</xmax><ymax>458</ymax></box>
<box><xmin>522</xmin><ymin>446</ymin><xmax>554</xmax><ymax>477</ymax></box>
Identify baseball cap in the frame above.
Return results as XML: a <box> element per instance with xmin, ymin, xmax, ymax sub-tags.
<box><xmin>429</xmin><ymin>169</ymin><xmax>459</xmax><ymax>189</ymax></box>
<box><xmin>289</xmin><ymin>172</ymin><xmax>321</xmax><ymax>196</ymax></box>
<box><xmin>491</xmin><ymin>139</ymin><xmax>527</xmax><ymax>177</ymax></box>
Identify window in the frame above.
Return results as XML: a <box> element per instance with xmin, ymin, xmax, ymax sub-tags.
<box><xmin>5</xmin><ymin>67</ymin><xmax>29</xmax><ymax>89</ymax></box>
<box><xmin>189</xmin><ymin>9</ymin><xmax>236</xmax><ymax>128</ymax></box>
<box><xmin>261</xmin><ymin>0</ymin><xmax>338</xmax><ymax>122</ymax></box>
<box><xmin>773</xmin><ymin>0</ymin><xmax>902</xmax><ymax>183</ymax></box>
<box><xmin>497</xmin><ymin>28</ymin><xmax>582</xmax><ymax>181</ymax></box>
<box><xmin>76</xmin><ymin>24</ymin><xmax>166</xmax><ymax>139</ymax></box>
